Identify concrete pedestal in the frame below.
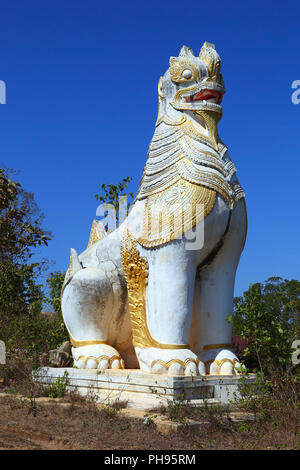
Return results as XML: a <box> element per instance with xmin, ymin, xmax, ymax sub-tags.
<box><xmin>33</xmin><ymin>367</ymin><xmax>256</xmax><ymax>411</ymax></box>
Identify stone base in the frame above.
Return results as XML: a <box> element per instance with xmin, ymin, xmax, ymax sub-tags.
<box><xmin>33</xmin><ymin>367</ymin><xmax>256</xmax><ymax>411</ymax></box>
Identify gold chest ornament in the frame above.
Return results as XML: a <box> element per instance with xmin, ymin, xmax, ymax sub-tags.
<box><xmin>134</xmin><ymin>113</ymin><xmax>243</xmax><ymax>248</ymax></box>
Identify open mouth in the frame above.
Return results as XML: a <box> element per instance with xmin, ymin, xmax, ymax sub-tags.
<box><xmin>185</xmin><ymin>89</ymin><xmax>223</xmax><ymax>104</ymax></box>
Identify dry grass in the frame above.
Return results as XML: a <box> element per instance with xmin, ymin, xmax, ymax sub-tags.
<box><xmin>0</xmin><ymin>396</ymin><xmax>195</xmax><ymax>450</ymax></box>
<box><xmin>0</xmin><ymin>353</ymin><xmax>299</xmax><ymax>450</ymax></box>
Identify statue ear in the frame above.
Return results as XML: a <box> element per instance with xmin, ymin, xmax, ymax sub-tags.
<box><xmin>178</xmin><ymin>45</ymin><xmax>194</xmax><ymax>58</ymax></box>
<box><xmin>199</xmin><ymin>42</ymin><xmax>221</xmax><ymax>81</ymax></box>
<box><xmin>158</xmin><ymin>77</ymin><xmax>164</xmax><ymax>99</ymax></box>
<box><xmin>199</xmin><ymin>41</ymin><xmax>215</xmax><ymax>55</ymax></box>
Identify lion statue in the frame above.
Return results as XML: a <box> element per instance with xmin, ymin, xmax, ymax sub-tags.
<box><xmin>61</xmin><ymin>42</ymin><xmax>247</xmax><ymax>376</ymax></box>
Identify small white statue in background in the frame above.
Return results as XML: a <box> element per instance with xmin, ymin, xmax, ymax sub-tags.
<box><xmin>61</xmin><ymin>42</ymin><xmax>247</xmax><ymax>376</ymax></box>
<box><xmin>0</xmin><ymin>340</ymin><xmax>6</xmax><ymax>365</ymax></box>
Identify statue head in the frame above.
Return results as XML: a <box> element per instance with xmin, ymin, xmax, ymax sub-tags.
<box><xmin>158</xmin><ymin>42</ymin><xmax>225</xmax><ymax>121</ymax></box>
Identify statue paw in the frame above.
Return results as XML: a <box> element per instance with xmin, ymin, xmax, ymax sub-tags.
<box><xmin>72</xmin><ymin>344</ymin><xmax>125</xmax><ymax>370</ymax></box>
<box><xmin>201</xmin><ymin>349</ymin><xmax>244</xmax><ymax>375</ymax></box>
<box><xmin>135</xmin><ymin>347</ymin><xmax>205</xmax><ymax>376</ymax></box>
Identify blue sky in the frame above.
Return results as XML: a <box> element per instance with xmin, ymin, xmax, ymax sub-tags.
<box><xmin>0</xmin><ymin>0</ymin><xmax>299</xmax><ymax>297</ymax></box>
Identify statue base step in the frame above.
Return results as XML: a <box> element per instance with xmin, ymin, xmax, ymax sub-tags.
<box><xmin>33</xmin><ymin>367</ymin><xmax>256</xmax><ymax>411</ymax></box>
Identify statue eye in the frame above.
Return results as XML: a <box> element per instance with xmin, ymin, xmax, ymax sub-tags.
<box><xmin>182</xmin><ymin>69</ymin><xmax>192</xmax><ymax>79</ymax></box>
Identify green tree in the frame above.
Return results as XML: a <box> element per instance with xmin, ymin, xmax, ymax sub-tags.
<box><xmin>0</xmin><ymin>168</ymin><xmax>51</xmax><ymax>320</ymax></box>
<box><xmin>0</xmin><ymin>168</ymin><xmax>51</xmax><ymax>264</ymax></box>
<box><xmin>0</xmin><ymin>262</ymin><xmax>42</xmax><ymax>318</ymax></box>
<box><xmin>95</xmin><ymin>176</ymin><xmax>134</xmax><ymax>227</ymax></box>
<box><xmin>229</xmin><ymin>277</ymin><xmax>300</xmax><ymax>374</ymax></box>
<box><xmin>45</xmin><ymin>270</ymin><xmax>66</xmax><ymax>318</ymax></box>
<box><xmin>0</xmin><ymin>168</ymin><xmax>60</xmax><ymax>360</ymax></box>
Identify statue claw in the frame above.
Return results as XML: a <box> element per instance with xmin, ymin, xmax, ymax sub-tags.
<box><xmin>72</xmin><ymin>344</ymin><xmax>124</xmax><ymax>370</ymax></box>
<box><xmin>135</xmin><ymin>347</ymin><xmax>201</xmax><ymax>376</ymax></box>
<box><xmin>202</xmin><ymin>349</ymin><xmax>243</xmax><ymax>376</ymax></box>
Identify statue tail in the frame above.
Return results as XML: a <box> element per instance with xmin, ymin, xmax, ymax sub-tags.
<box><xmin>69</xmin><ymin>248</ymin><xmax>82</xmax><ymax>277</ymax></box>
<box><xmin>61</xmin><ymin>248</ymin><xmax>82</xmax><ymax>298</ymax></box>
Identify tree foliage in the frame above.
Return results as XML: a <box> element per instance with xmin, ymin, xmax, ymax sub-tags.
<box><xmin>0</xmin><ymin>168</ymin><xmax>51</xmax><ymax>264</ymax></box>
<box><xmin>45</xmin><ymin>270</ymin><xmax>66</xmax><ymax>319</ymax></box>
<box><xmin>0</xmin><ymin>168</ymin><xmax>66</xmax><ymax>359</ymax></box>
<box><xmin>0</xmin><ymin>262</ymin><xmax>42</xmax><ymax>318</ymax></box>
<box><xmin>229</xmin><ymin>277</ymin><xmax>300</xmax><ymax>374</ymax></box>
<box><xmin>95</xmin><ymin>176</ymin><xmax>134</xmax><ymax>225</ymax></box>
<box><xmin>0</xmin><ymin>168</ymin><xmax>51</xmax><ymax>317</ymax></box>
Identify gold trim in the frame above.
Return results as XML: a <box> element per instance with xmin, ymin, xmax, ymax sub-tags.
<box><xmin>203</xmin><ymin>343</ymin><xmax>232</xmax><ymax>351</ymax></box>
<box><xmin>77</xmin><ymin>354</ymin><xmax>124</xmax><ymax>368</ymax></box>
<box><xmin>181</xmin><ymin>116</ymin><xmax>221</xmax><ymax>151</ymax></box>
<box><xmin>204</xmin><ymin>358</ymin><xmax>239</xmax><ymax>374</ymax></box>
<box><xmin>216</xmin><ymin>358</ymin><xmax>239</xmax><ymax>367</ymax></box>
<box><xmin>136</xmin><ymin>179</ymin><xmax>216</xmax><ymax>248</ymax></box>
<box><xmin>182</xmin><ymin>135</ymin><xmax>224</xmax><ymax>165</ymax></box>
<box><xmin>120</xmin><ymin>229</ymin><xmax>189</xmax><ymax>350</ymax></box>
<box><xmin>69</xmin><ymin>335</ymin><xmax>108</xmax><ymax>348</ymax></box>
<box><xmin>169</xmin><ymin>57</ymin><xmax>199</xmax><ymax>84</ymax></box>
<box><xmin>170</xmin><ymin>84</ymin><xmax>197</xmax><ymax>110</ymax></box>
<box><xmin>155</xmin><ymin>114</ymin><xmax>187</xmax><ymax>127</ymax></box>
<box><xmin>199</xmin><ymin>42</ymin><xmax>221</xmax><ymax>82</ymax></box>
<box><xmin>61</xmin><ymin>250</ymin><xmax>73</xmax><ymax>295</ymax></box>
<box><xmin>136</xmin><ymin>115</ymin><xmax>243</xmax><ymax>209</ymax></box>
<box><xmin>151</xmin><ymin>358</ymin><xmax>199</xmax><ymax>370</ymax></box>
<box><xmin>87</xmin><ymin>220</ymin><xmax>106</xmax><ymax>248</ymax></box>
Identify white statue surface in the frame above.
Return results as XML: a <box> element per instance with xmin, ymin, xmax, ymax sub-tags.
<box><xmin>61</xmin><ymin>42</ymin><xmax>247</xmax><ymax>376</ymax></box>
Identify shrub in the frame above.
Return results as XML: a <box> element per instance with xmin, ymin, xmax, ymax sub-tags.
<box><xmin>45</xmin><ymin>270</ymin><xmax>66</xmax><ymax>318</ymax></box>
<box><xmin>229</xmin><ymin>277</ymin><xmax>300</xmax><ymax>374</ymax></box>
<box><xmin>42</xmin><ymin>370</ymin><xmax>70</xmax><ymax>398</ymax></box>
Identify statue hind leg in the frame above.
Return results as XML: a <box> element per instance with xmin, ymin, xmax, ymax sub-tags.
<box><xmin>190</xmin><ymin>199</ymin><xmax>247</xmax><ymax>375</ymax></box>
<box><xmin>61</xmin><ymin>261</ymin><xmax>125</xmax><ymax>370</ymax></box>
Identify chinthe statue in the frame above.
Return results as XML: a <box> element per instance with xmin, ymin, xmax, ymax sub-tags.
<box><xmin>61</xmin><ymin>42</ymin><xmax>247</xmax><ymax>376</ymax></box>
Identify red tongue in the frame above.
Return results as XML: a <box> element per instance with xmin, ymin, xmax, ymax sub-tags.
<box><xmin>185</xmin><ymin>90</ymin><xmax>221</xmax><ymax>103</ymax></box>
<box><xmin>195</xmin><ymin>91</ymin><xmax>214</xmax><ymax>100</ymax></box>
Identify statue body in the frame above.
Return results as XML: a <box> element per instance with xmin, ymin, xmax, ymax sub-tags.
<box><xmin>61</xmin><ymin>42</ymin><xmax>247</xmax><ymax>376</ymax></box>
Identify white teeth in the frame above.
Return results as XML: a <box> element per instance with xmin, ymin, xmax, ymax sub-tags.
<box><xmin>207</xmin><ymin>97</ymin><xmax>217</xmax><ymax>103</ymax></box>
<box><xmin>202</xmin><ymin>100</ymin><xmax>207</xmax><ymax>105</ymax></box>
